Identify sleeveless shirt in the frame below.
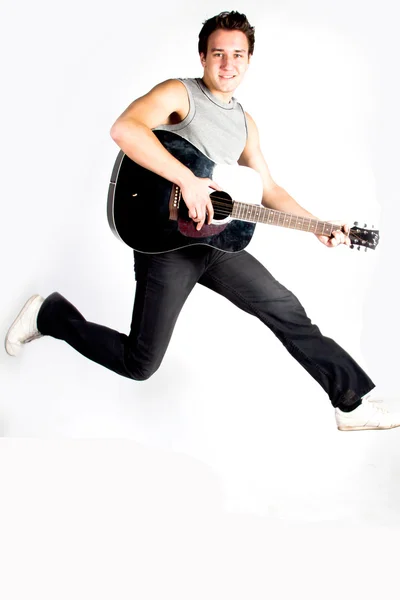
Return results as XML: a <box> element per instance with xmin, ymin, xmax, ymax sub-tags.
<box><xmin>154</xmin><ymin>77</ymin><xmax>248</xmax><ymax>165</ymax></box>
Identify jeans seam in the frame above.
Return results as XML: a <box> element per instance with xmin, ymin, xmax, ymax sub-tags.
<box><xmin>124</xmin><ymin>273</ymin><xmax>152</xmax><ymax>378</ymax></box>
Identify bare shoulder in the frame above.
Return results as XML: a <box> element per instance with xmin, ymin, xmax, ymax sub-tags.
<box><xmin>244</xmin><ymin>111</ymin><xmax>260</xmax><ymax>140</ymax></box>
<box><xmin>244</xmin><ymin>111</ymin><xmax>256</xmax><ymax>124</ymax></box>
<box><xmin>239</xmin><ymin>112</ymin><xmax>276</xmax><ymax>189</ymax></box>
<box><xmin>111</xmin><ymin>79</ymin><xmax>189</xmax><ymax>132</ymax></box>
<box><xmin>148</xmin><ymin>79</ymin><xmax>188</xmax><ymax>104</ymax></box>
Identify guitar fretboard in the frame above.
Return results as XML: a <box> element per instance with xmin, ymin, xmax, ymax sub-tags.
<box><xmin>231</xmin><ymin>201</ymin><xmax>337</xmax><ymax>236</ymax></box>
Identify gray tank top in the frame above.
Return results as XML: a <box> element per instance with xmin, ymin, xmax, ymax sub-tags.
<box><xmin>154</xmin><ymin>77</ymin><xmax>248</xmax><ymax>165</ymax></box>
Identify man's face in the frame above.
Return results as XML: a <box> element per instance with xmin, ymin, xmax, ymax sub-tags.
<box><xmin>200</xmin><ymin>29</ymin><xmax>251</xmax><ymax>101</ymax></box>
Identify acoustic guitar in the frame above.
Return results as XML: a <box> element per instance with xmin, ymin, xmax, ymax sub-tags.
<box><xmin>107</xmin><ymin>130</ymin><xmax>379</xmax><ymax>254</ymax></box>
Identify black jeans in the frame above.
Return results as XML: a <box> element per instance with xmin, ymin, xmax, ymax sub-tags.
<box><xmin>37</xmin><ymin>246</ymin><xmax>374</xmax><ymax>409</ymax></box>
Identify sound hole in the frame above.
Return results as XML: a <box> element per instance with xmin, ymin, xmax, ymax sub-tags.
<box><xmin>210</xmin><ymin>190</ymin><xmax>233</xmax><ymax>221</ymax></box>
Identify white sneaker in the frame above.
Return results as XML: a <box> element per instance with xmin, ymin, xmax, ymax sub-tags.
<box><xmin>5</xmin><ymin>294</ymin><xmax>45</xmax><ymax>356</ymax></box>
<box><xmin>335</xmin><ymin>396</ymin><xmax>400</xmax><ymax>431</ymax></box>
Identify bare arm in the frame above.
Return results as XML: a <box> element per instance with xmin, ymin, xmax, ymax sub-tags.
<box><xmin>110</xmin><ymin>79</ymin><xmax>220</xmax><ymax>229</ymax></box>
<box><xmin>238</xmin><ymin>112</ymin><xmax>349</xmax><ymax>247</ymax></box>
<box><xmin>238</xmin><ymin>113</ymin><xmax>317</xmax><ymax>218</ymax></box>
<box><xmin>110</xmin><ymin>79</ymin><xmax>193</xmax><ymax>188</ymax></box>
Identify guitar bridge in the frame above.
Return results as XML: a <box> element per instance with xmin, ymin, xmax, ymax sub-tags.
<box><xmin>169</xmin><ymin>184</ymin><xmax>181</xmax><ymax>221</ymax></box>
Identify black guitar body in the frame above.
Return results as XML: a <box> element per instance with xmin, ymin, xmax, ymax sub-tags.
<box><xmin>107</xmin><ymin>130</ymin><xmax>255</xmax><ymax>253</ymax></box>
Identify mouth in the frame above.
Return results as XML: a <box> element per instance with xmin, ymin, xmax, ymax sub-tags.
<box><xmin>219</xmin><ymin>75</ymin><xmax>236</xmax><ymax>79</ymax></box>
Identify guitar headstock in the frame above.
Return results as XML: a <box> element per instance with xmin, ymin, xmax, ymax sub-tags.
<box><xmin>349</xmin><ymin>222</ymin><xmax>380</xmax><ymax>251</ymax></box>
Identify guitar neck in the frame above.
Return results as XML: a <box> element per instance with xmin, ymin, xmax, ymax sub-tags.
<box><xmin>232</xmin><ymin>201</ymin><xmax>338</xmax><ymax>236</ymax></box>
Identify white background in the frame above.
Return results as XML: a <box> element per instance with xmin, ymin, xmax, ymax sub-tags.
<box><xmin>1</xmin><ymin>0</ymin><xmax>400</xmax><ymax>597</ymax></box>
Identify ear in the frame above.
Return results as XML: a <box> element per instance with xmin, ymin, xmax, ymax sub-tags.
<box><xmin>199</xmin><ymin>52</ymin><xmax>206</xmax><ymax>67</ymax></box>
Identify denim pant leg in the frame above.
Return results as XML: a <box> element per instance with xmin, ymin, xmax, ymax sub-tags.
<box><xmin>199</xmin><ymin>249</ymin><xmax>375</xmax><ymax>408</ymax></box>
<box><xmin>37</xmin><ymin>247</ymin><xmax>209</xmax><ymax>380</ymax></box>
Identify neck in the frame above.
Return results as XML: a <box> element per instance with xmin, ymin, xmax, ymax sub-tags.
<box><xmin>201</xmin><ymin>75</ymin><xmax>235</xmax><ymax>105</ymax></box>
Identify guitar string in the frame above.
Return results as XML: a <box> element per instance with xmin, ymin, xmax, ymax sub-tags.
<box><xmin>208</xmin><ymin>195</ymin><xmax>375</xmax><ymax>234</ymax></box>
<box><xmin>191</xmin><ymin>211</ymin><xmax>374</xmax><ymax>244</ymax></box>
<box><xmin>191</xmin><ymin>220</ymin><xmax>372</xmax><ymax>245</ymax></box>
<box><xmin>207</xmin><ymin>196</ymin><xmax>376</xmax><ymax>232</ymax></box>
<box><xmin>208</xmin><ymin>198</ymin><xmax>343</xmax><ymax>229</ymax></box>
<box><xmin>176</xmin><ymin>196</ymin><xmax>375</xmax><ymax>243</ymax></box>
<box><xmin>201</xmin><ymin>200</ymin><xmax>344</xmax><ymax>233</ymax></box>
<box><xmin>176</xmin><ymin>192</ymin><xmax>376</xmax><ymax>233</ymax></box>
<box><xmin>208</xmin><ymin>204</ymin><xmax>375</xmax><ymax>240</ymax></box>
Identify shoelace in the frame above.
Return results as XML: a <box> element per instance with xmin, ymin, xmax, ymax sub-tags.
<box><xmin>368</xmin><ymin>398</ymin><xmax>389</xmax><ymax>414</ymax></box>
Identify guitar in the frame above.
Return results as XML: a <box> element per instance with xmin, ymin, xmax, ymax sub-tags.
<box><xmin>107</xmin><ymin>130</ymin><xmax>380</xmax><ymax>254</ymax></box>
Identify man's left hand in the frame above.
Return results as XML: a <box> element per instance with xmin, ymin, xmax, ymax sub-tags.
<box><xmin>315</xmin><ymin>221</ymin><xmax>351</xmax><ymax>248</ymax></box>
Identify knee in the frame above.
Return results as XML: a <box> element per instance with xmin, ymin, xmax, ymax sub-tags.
<box><xmin>123</xmin><ymin>344</ymin><xmax>164</xmax><ymax>382</ymax></box>
<box><xmin>125</xmin><ymin>360</ymin><xmax>160</xmax><ymax>382</ymax></box>
<box><xmin>132</xmin><ymin>368</ymin><xmax>156</xmax><ymax>381</ymax></box>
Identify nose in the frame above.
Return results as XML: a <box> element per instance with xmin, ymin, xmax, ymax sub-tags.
<box><xmin>221</xmin><ymin>55</ymin><xmax>234</xmax><ymax>70</ymax></box>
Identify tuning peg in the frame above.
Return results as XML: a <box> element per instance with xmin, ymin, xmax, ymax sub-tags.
<box><xmin>354</xmin><ymin>221</ymin><xmax>359</xmax><ymax>226</ymax></box>
<box><xmin>364</xmin><ymin>223</ymin><xmax>367</xmax><ymax>227</ymax></box>
<box><xmin>365</xmin><ymin>247</ymin><xmax>368</xmax><ymax>252</ymax></box>
<box><xmin>357</xmin><ymin>246</ymin><xmax>361</xmax><ymax>251</ymax></box>
<box><xmin>350</xmin><ymin>244</ymin><xmax>354</xmax><ymax>249</ymax></box>
<box><xmin>372</xmin><ymin>224</ymin><xmax>375</xmax><ymax>229</ymax></box>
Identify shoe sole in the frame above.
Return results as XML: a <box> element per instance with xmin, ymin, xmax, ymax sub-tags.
<box><xmin>338</xmin><ymin>423</ymin><xmax>400</xmax><ymax>431</ymax></box>
<box><xmin>5</xmin><ymin>294</ymin><xmax>42</xmax><ymax>356</ymax></box>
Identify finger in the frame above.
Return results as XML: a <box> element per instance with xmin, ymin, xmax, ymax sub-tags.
<box><xmin>196</xmin><ymin>218</ymin><xmax>205</xmax><ymax>231</ymax></box>
<box><xmin>328</xmin><ymin>232</ymin><xmax>341</xmax><ymax>246</ymax></box>
<box><xmin>188</xmin><ymin>206</ymin><xmax>197</xmax><ymax>220</ymax></box>
<box><xmin>208</xmin><ymin>179</ymin><xmax>222</xmax><ymax>191</ymax></box>
<box><xmin>332</xmin><ymin>231</ymin><xmax>345</xmax><ymax>245</ymax></box>
<box><xmin>206</xmin><ymin>199</ymin><xmax>214</xmax><ymax>224</ymax></box>
<box><xmin>191</xmin><ymin>204</ymin><xmax>203</xmax><ymax>221</ymax></box>
<box><xmin>195</xmin><ymin>210</ymin><xmax>204</xmax><ymax>223</ymax></box>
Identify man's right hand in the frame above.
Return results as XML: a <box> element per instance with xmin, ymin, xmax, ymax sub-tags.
<box><xmin>110</xmin><ymin>79</ymin><xmax>222</xmax><ymax>231</ymax></box>
<box><xmin>180</xmin><ymin>175</ymin><xmax>222</xmax><ymax>231</ymax></box>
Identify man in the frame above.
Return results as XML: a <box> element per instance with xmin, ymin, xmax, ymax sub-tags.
<box><xmin>5</xmin><ymin>11</ymin><xmax>399</xmax><ymax>431</ymax></box>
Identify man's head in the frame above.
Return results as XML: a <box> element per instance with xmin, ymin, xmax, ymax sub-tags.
<box><xmin>198</xmin><ymin>11</ymin><xmax>255</xmax><ymax>58</ymax></box>
<box><xmin>198</xmin><ymin>11</ymin><xmax>255</xmax><ymax>102</ymax></box>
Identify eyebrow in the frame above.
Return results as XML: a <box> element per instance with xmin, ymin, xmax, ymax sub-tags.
<box><xmin>210</xmin><ymin>48</ymin><xmax>247</xmax><ymax>53</ymax></box>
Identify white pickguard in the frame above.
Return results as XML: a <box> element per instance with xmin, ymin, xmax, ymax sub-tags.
<box><xmin>209</xmin><ymin>164</ymin><xmax>264</xmax><ymax>225</ymax></box>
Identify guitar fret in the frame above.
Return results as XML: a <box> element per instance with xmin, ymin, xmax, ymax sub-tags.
<box><xmin>232</xmin><ymin>203</ymin><xmax>338</xmax><ymax>242</ymax></box>
<box><xmin>269</xmin><ymin>210</ymin><xmax>275</xmax><ymax>225</ymax></box>
<box><xmin>261</xmin><ymin>207</ymin><xmax>266</xmax><ymax>224</ymax></box>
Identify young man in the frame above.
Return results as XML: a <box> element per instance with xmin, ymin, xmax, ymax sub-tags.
<box><xmin>5</xmin><ymin>12</ymin><xmax>399</xmax><ymax>431</ymax></box>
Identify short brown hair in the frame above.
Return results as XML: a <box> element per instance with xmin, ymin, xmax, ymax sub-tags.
<box><xmin>198</xmin><ymin>11</ymin><xmax>255</xmax><ymax>57</ymax></box>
